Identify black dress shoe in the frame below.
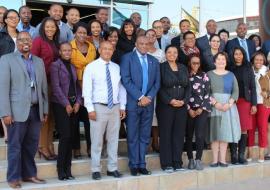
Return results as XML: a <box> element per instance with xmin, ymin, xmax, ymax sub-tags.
<box><xmin>66</xmin><ymin>175</ymin><xmax>75</xmax><ymax>180</ymax></box>
<box><xmin>219</xmin><ymin>162</ymin><xmax>228</xmax><ymax>167</ymax></box>
<box><xmin>130</xmin><ymin>168</ymin><xmax>139</xmax><ymax>176</ymax></box>
<box><xmin>210</xmin><ymin>162</ymin><xmax>219</xmax><ymax>167</ymax></box>
<box><xmin>138</xmin><ymin>168</ymin><xmax>151</xmax><ymax>175</ymax></box>
<box><xmin>92</xmin><ymin>172</ymin><xmax>101</xmax><ymax>180</ymax></box>
<box><xmin>107</xmin><ymin>170</ymin><xmax>122</xmax><ymax>178</ymax></box>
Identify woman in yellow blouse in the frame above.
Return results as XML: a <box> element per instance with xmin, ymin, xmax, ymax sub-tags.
<box><xmin>70</xmin><ymin>22</ymin><xmax>96</xmax><ymax>158</ymax></box>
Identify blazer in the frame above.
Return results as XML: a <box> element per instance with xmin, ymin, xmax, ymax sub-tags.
<box><xmin>225</xmin><ymin>38</ymin><xmax>256</xmax><ymax>62</ymax></box>
<box><xmin>50</xmin><ymin>59</ymin><xmax>82</xmax><ymax>108</ymax></box>
<box><xmin>117</xmin><ymin>34</ymin><xmax>136</xmax><ymax>57</ymax></box>
<box><xmin>31</xmin><ymin>36</ymin><xmax>58</xmax><ymax>76</ymax></box>
<box><xmin>120</xmin><ymin>50</ymin><xmax>160</xmax><ymax>111</ymax></box>
<box><xmin>0</xmin><ymin>51</ymin><xmax>48</xmax><ymax>122</ymax></box>
<box><xmin>70</xmin><ymin>39</ymin><xmax>96</xmax><ymax>82</ymax></box>
<box><xmin>171</xmin><ymin>34</ymin><xmax>182</xmax><ymax>47</ymax></box>
<box><xmin>0</xmin><ymin>28</ymin><xmax>16</xmax><ymax>57</ymax></box>
<box><xmin>157</xmin><ymin>62</ymin><xmax>191</xmax><ymax>105</ymax></box>
<box><xmin>201</xmin><ymin>49</ymin><xmax>217</xmax><ymax>72</ymax></box>
<box><xmin>154</xmin><ymin>34</ymin><xmax>171</xmax><ymax>51</ymax></box>
<box><xmin>231</xmin><ymin>65</ymin><xmax>257</xmax><ymax>106</ymax></box>
<box><xmin>196</xmin><ymin>34</ymin><xmax>225</xmax><ymax>53</ymax></box>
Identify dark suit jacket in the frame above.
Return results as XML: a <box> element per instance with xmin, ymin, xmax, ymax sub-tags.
<box><xmin>50</xmin><ymin>59</ymin><xmax>82</xmax><ymax>108</ymax></box>
<box><xmin>196</xmin><ymin>35</ymin><xmax>225</xmax><ymax>53</ymax></box>
<box><xmin>171</xmin><ymin>35</ymin><xmax>182</xmax><ymax>47</ymax></box>
<box><xmin>0</xmin><ymin>28</ymin><xmax>16</xmax><ymax>57</ymax></box>
<box><xmin>201</xmin><ymin>49</ymin><xmax>216</xmax><ymax>72</ymax></box>
<box><xmin>231</xmin><ymin>65</ymin><xmax>257</xmax><ymax>106</ymax></box>
<box><xmin>157</xmin><ymin>62</ymin><xmax>191</xmax><ymax>105</ymax></box>
<box><xmin>120</xmin><ymin>50</ymin><xmax>160</xmax><ymax>111</ymax></box>
<box><xmin>225</xmin><ymin>38</ymin><xmax>256</xmax><ymax>63</ymax></box>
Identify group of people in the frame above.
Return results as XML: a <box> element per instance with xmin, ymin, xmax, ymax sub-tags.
<box><xmin>1</xmin><ymin>3</ymin><xmax>270</xmax><ymax>189</ymax></box>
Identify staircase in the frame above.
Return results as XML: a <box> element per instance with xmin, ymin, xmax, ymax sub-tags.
<box><xmin>0</xmin><ymin>138</ymin><xmax>269</xmax><ymax>190</ymax></box>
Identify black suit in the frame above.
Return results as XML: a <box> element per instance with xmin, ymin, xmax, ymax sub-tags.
<box><xmin>156</xmin><ymin>62</ymin><xmax>190</xmax><ymax>169</ymax></box>
<box><xmin>225</xmin><ymin>38</ymin><xmax>256</xmax><ymax>63</ymax></box>
<box><xmin>171</xmin><ymin>35</ymin><xmax>182</xmax><ymax>47</ymax></box>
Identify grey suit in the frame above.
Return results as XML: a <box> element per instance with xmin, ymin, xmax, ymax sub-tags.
<box><xmin>0</xmin><ymin>51</ymin><xmax>48</xmax><ymax>121</ymax></box>
<box><xmin>154</xmin><ymin>35</ymin><xmax>171</xmax><ymax>51</ymax></box>
<box><xmin>0</xmin><ymin>51</ymin><xmax>48</xmax><ymax>182</ymax></box>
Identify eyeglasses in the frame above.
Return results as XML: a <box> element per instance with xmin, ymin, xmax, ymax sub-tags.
<box><xmin>17</xmin><ymin>38</ymin><xmax>32</xmax><ymax>43</ymax></box>
<box><xmin>7</xmin><ymin>16</ymin><xmax>19</xmax><ymax>21</ymax></box>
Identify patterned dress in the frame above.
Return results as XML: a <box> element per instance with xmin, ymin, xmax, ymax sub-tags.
<box><xmin>207</xmin><ymin>70</ymin><xmax>241</xmax><ymax>143</ymax></box>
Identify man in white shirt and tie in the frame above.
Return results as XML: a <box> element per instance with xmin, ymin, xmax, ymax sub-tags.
<box><xmin>83</xmin><ymin>41</ymin><xmax>127</xmax><ymax>180</ymax></box>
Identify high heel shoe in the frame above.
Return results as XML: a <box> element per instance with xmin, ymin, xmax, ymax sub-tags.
<box><xmin>38</xmin><ymin>150</ymin><xmax>55</xmax><ymax>161</ymax></box>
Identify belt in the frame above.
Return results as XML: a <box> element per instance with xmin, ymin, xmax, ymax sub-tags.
<box><xmin>95</xmin><ymin>103</ymin><xmax>119</xmax><ymax>107</ymax></box>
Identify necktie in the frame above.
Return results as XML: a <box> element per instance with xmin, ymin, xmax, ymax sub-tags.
<box><xmin>106</xmin><ymin>63</ymin><xmax>113</xmax><ymax>109</ymax></box>
<box><xmin>141</xmin><ymin>55</ymin><xmax>148</xmax><ymax>95</ymax></box>
<box><xmin>240</xmin><ymin>39</ymin><xmax>250</xmax><ymax>61</ymax></box>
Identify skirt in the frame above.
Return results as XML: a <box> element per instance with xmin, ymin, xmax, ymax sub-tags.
<box><xmin>236</xmin><ymin>98</ymin><xmax>253</xmax><ymax>131</ymax></box>
<box><xmin>209</xmin><ymin>93</ymin><xmax>241</xmax><ymax>143</ymax></box>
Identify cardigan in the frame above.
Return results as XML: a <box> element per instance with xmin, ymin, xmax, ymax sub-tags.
<box><xmin>70</xmin><ymin>39</ymin><xmax>96</xmax><ymax>82</ymax></box>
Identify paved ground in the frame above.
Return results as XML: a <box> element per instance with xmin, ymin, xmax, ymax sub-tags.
<box><xmin>188</xmin><ymin>177</ymin><xmax>270</xmax><ymax>190</ymax></box>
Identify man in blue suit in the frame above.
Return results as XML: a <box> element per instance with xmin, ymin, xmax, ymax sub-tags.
<box><xmin>225</xmin><ymin>23</ymin><xmax>256</xmax><ymax>65</ymax></box>
<box><xmin>120</xmin><ymin>36</ymin><xmax>160</xmax><ymax>176</ymax></box>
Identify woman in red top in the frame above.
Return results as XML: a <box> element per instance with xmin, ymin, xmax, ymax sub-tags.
<box><xmin>31</xmin><ymin>17</ymin><xmax>60</xmax><ymax>160</ymax></box>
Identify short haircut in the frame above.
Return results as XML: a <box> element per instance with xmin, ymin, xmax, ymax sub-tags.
<box><xmin>73</xmin><ymin>21</ymin><xmax>88</xmax><ymax>33</ymax></box>
<box><xmin>160</xmin><ymin>16</ymin><xmax>169</xmax><ymax>21</ymax></box>
<box><xmin>0</xmin><ymin>6</ymin><xmax>7</xmax><ymax>10</ymax></box>
<box><xmin>152</xmin><ymin>20</ymin><xmax>162</xmax><ymax>28</ymax></box>
<box><xmin>59</xmin><ymin>42</ymin><xmax>72</xmax><ymax>49</ymax></box>
<box><xmin>214</xmin><ymin>51</ymin><xmax>229</xmax><ymax>63</ymax></box>
<box><xmin>183</xmin><ymin>30</ymin><xmax>195</xmax><ymax>40</ymax></box>
<box><xmin>96</xmin><ymin>7</ymin><xmax>108</xmax><ymax>14</ymax></box>
<box><xmin>49</xmin><ymin>3</ymin><xmax>63</xmax><ymax>10</ymax></box>
<box><xmin>19</xmin><ymin>5</ymin><xmax>31</xmax><ymax>14</ymax></box>
<box><xmin>130</xmin><ymin>12</ymin><xmax>141</xmax><ymax>18</ymax></box>
<box><xmin>218</xmin><ymin>29</ymin><xmax>229</xmax><ymax>38</ymax></box>
<box><xmin>179</xmin><ymin>19</ymin><xmax>190</xmax><ymax>26</ymax></box>
<box><xmin>66</xmin><ymin>7</ymin><xmax>79</xmax><ymax>15</ymax></box>
<box><xmin>145</xmin><ymin>29</ymin><xmax>156</xmax><ymax>35</ymax></box>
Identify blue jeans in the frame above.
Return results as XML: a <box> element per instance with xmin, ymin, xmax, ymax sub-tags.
<box><xmin>7</xmin><ymin>105</ymin><xmax>41</xmax><ymax>182</ymax></box>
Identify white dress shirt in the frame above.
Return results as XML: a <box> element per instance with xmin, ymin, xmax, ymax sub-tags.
<box><xmin>83</xmin><ymin>57</ymin><xmax>126</xmax><ymax>112</ymax></box>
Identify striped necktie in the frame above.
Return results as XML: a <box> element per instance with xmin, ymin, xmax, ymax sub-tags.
<box><xmin>106</xmin><ymin>63</ymin><xmax>113</xmax><ymax>109</ymax></box>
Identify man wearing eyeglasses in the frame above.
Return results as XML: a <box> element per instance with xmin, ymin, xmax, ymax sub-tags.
<box><xmin>0</xmin><ymin>32</ymin><xmax>48</xmax><ymax>189</ymax></box>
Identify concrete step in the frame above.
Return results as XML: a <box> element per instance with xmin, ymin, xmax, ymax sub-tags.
<box><xmin>0</xmin><ymin>161</ymin><xmax>270</xmax><ymax>190</ymax></box>
<box><xmin>0</xmin><ymin>146</ymin><xmax>263</xmax><ymax>183</ymax></box>
<box><xmin>0</xmin><ymin>132</ymin><xmax>260</xmax><ymax>161</ymax></box>
<box><xmin>0</xmin><ymin>139</ymin><xmax>128</xmax><ymax>161</ymax></box>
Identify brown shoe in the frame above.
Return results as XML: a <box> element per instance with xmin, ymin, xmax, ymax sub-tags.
<box><xmin>23</xmin><ymin>177</ymin><xmax>46</xmax><ymax>184</ymax></box>
<box><xmin>8</xmin><ymin>181</ymin><xmax>21</xmax><ymax>189</ymax></box>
